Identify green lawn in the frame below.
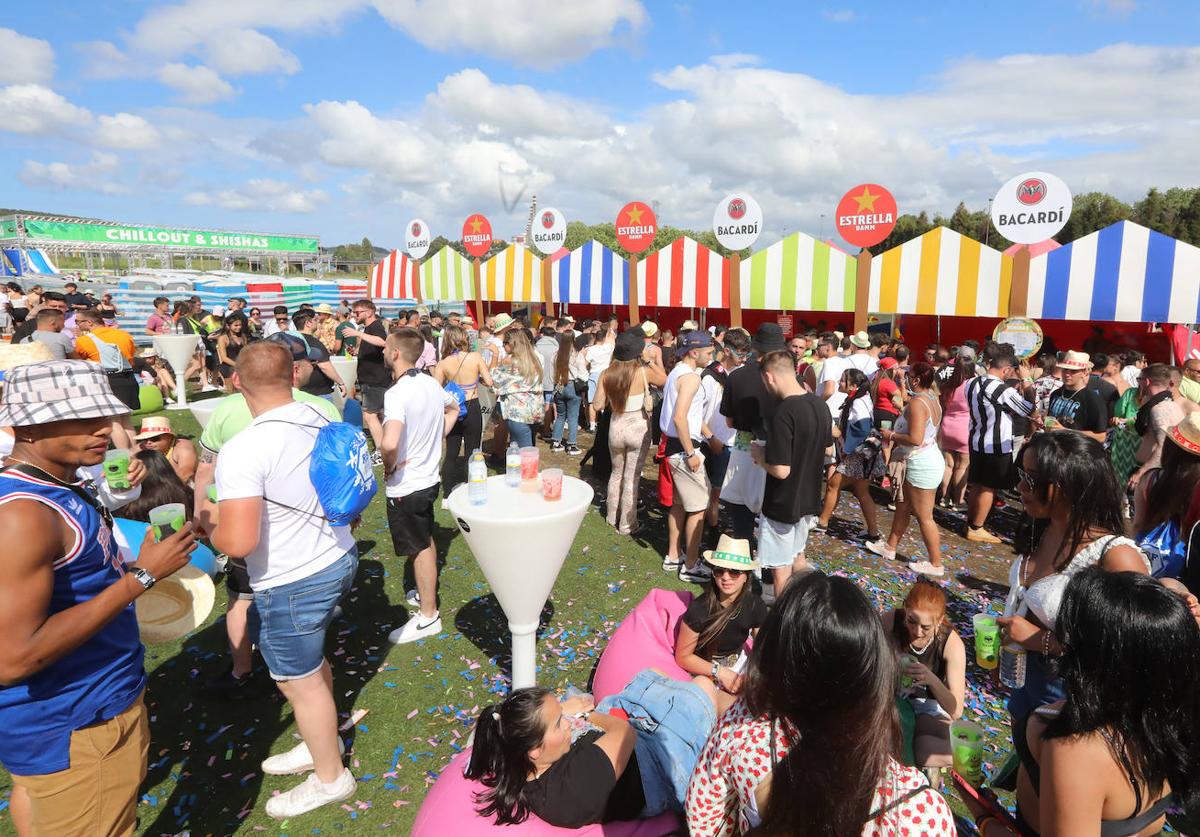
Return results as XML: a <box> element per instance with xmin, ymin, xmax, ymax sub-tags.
<box><xmin>0</xmin><ymin>407</ymin><xmax>1020</xmax><ymax>835</ymax></box>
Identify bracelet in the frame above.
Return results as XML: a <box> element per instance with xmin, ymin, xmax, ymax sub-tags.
<box><xmin>976</xmin><ymin>815</ymin><xmax>1000</xmax><ymax>834</ymax></box>
<box><xmin>1041</xmin><ymin>629</ymin><xmax>1053</xmax><ymax>658</ymax></box>
<box><xmin>711</xmin><ymin>660</ymin><xmax>721</xmax><ymax>684</ymax></box>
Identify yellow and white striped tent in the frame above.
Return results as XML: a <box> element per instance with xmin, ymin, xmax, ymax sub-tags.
<box><xmin>868</xmin><ymin>227</ymin><xmax>1012</xmax><ymax>317</ymax></box>
<box><xmin>481</xmin><ymin>244</ymin><xmax>544</xmax><ymax>302</ymax></box>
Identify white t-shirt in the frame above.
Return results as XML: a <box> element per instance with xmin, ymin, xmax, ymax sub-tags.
<box><xmin>215</xmin><ymin>400</ymin><xmax>355</xmax><ymax>590</ymax></box>
<box><xmin>383</xmin><ymin>371</ymin><xmax>455</xmax><ymax>498</ymax></box>
<box><xmin>817</xmin><ymin>354</ymin><xmax>848</xmax><ymax>397</ymax></box>
<box><xmin>701</xmin><ymin>373</ymin><xmax>736</xmax><ymax>445</ymax></box>
<box><xmin>846</xmin><ymin>351</ymin><xmax>879</xmax><ymax>378</ymax></box>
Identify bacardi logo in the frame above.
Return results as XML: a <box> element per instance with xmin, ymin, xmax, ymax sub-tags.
<box><xmin>541</xmin><ymin>211</ymin><xmax>555</xmax><ymax>229</ymax></box>
<box><xmin>411</xmin><ymin>222</ymin><xmax>422</xmax><ymax>237</ymax></box>
<box><xmin>1017</xmin><ymin>178</ymin><xmax>1046</xmax><ymax>206</ymax></box>
<box><xmin>727</xmin><ymin>198</ymin><xmax>746</xmax><ymax>220</ymax></box>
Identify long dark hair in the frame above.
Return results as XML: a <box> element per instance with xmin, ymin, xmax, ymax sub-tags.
<box><xmin>553</xmin><ymin>333</ymin><xmax>572</xmax><ymax>387</ymax></box>
<box><xmin>743</xmin><ymin>572</ymin><xmax>900</xmax><ymax>836</ymax></box>
<box><xmin>463</xmin><ymin>686</ymin><xmax>553</xmax><ymax>825</ymax></box>
<box><xmin>943</xmin><ymin>352</ymin><xmax>978</xmax><ymax>393</ymax></box>
<box><xmin>694</xmin><ymin>571</ymin><xmax>754</xmax><ymax>659</ymax></box>
<box><xmin>838</xmin><ymin>368</ymin><xmax>869</xmax><ymax>433</ymax></box>
<box><xmin>1048</xmin><ymin>568</ymin><xmax>1200</xmax><ymax>816</ymax></box>
<box><xmin>123</xmin><ymin>451</ymin><xmax>193</xmax><ymax>522</ymax></box>
<box><xmin>1018</xmin><ymin>431</ymin><xmax>1126</xmax><ymax>567</ymax></box>
<box><xmin>1139</xmin><ymin>440</ymin><xmax>1200</xmax><ymax>535</ymax></box>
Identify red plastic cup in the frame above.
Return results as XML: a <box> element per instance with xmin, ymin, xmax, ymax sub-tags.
<box><xmin>541</xmin><ymin>468</ymin><xmax>563</xmax><ymax>501</ymax></box>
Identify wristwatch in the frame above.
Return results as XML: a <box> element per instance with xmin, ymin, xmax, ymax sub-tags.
<box><xmin>129</xmin><ymin>567</ymin><xmax>157</xmax><ymax>591</ymax></box>
<box><xmin>711</xmin><ymin>660</ymin><xmax>721</xmax><ymax>685</ymax></box>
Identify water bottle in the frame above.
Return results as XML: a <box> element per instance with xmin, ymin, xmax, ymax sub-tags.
<box><xmin>468</xmin><ymin>450</ymin><xmax>488</xmax><ymax>506</ymax></box>
<box><xmin>999</xmin><ymin>643</ymin><xmax>1027</xmax><ymax>689</ymax></box>
<box><xmin>505</xmin><ymin>441</ymin><xmax>521</xmax><ymax>487</ymax></box>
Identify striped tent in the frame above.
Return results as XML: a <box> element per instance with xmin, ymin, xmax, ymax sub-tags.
<box><xmin>1024</xmin><ymin>220</ymin><xmax>1200</xmax><ymax>323</ymax></box>
<box><xmin>636</xmin><ymin>237</ymin><xmax>729</xmax><ymax>308</ymax></box>
<box><xmin>740</xmin><ymin>232</ymin><xmax>856</xmax><ymax>312</ymax></box>
<box><xmin>370</xmin><ymin>250</ymin><xmax>418</xmax><ymax>299</ymax></box>
<box><xmin>552</xmin><ymin>240</ymin><xmax>628</xmax><ymax>304</ymax></box>
<box><xmin>868</xmin><ymin>227</ymin><xmax>1011</xmax><ymax>318</ymax></box>
<box><xmin>482</xmin><ymin>244</ymin><xmax>543</xmax><ymax>302</ymax></box>
<box><xmin>421</xmin><ymin>246</ymin><xmax>475</xmax><ymax>302</ymax></box>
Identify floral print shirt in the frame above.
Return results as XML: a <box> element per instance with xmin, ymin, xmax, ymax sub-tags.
<box><xmin>492</xmin><ymin>363</ymin><xmax>545</xmax><ymax>424</ymax></box>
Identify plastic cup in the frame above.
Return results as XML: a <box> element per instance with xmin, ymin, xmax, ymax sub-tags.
<box><xmin>149</xmin><ymin>503</ymin><xmax>186</xmax><ymax>541</ymax></box>
<box><xmin>898</xmin><ymin>653</ymin><xmax>916</xmax><ymax>690</ymax></box>
<box><xmin>972</xmin><ymin>614</ymin><xmax>1000</xmax><ymax>670</ymax></box>
<box><xmin>950</xmin><ymin>719</ymin><xmax>985</xmax><ymax>784</ymax></box>
<box><xmin>541</xmin><ymin>468</ymin><xmax>563</xmax><ymax>502</ymax></box>
<box><xmin>103</xmin><ymin>449</ymin><xmax>132</xmax><ymax>490</ymax></box>
<box><xmin>880</xmin><ymin>420</ymin><xmax>893</xmax><ymax>431</ymax></box>
<box><xmin>520</xmin><ymin>446</ymin><xmax>540</xmax><ymax>481</ymax></box>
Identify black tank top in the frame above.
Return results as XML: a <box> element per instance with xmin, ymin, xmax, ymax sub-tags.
<box><xmin>892</xmin><ymin>608</ymin><xmax>949</xmax><ymax>701</ymax></box>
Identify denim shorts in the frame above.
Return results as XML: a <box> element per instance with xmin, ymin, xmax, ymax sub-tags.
<box><xmin>249</xmin><ymin>549</ymin><xmax>358</xmax><ymax>681</ymax></box>
<box><xmin>758</xmin><ymin>513</ymin><xmax>817</xmax><ymax>569</ymax></box>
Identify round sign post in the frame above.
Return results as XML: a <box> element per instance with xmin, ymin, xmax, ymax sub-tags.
<box><xmin>531</xmin><ymin>208</ymin><xmax>567</xmax><ymax>319</ymax></box>
<box><xmin>991</xmin><ymin>172</ymin><xmax>1072</xmax><ymax>319</ymax></box>
<box><xmin>713</xmin><ymin>193</ymin><xmax>763</xmax><ymax>328</ymax></box>
<box><xmin>993</xmin><ymin>317</ymin><xmax>1044</xmax><ymax>359</ymax></box>
<box><xmin>834</xmin><ymin>184</ymin><xmax>898</xmax><ymax>332</ymax></box>
<box><xmin>406</xmin><ymin>218</ymin><xmax>431</xmax><ymax>303</ymax></box>
<box><xmin>615</xmin><ymin>201</ymin><xmax>657</xmax><ymax>326</ymax></box>
<box><xmin>462</xmin><ymin>214</ymin><xmax>493</xmax><ymax>322</ymax></box>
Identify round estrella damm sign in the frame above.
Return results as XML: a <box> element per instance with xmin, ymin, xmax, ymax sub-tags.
<box><xmin>614</xmin><ymin>201</ymin><xmax>658</xmax><ymax>254</ymax></box>
<box><xmin>530</xmin><ymin>207</ymin><xmax>567</xmax><ymax>256</ymax></box>
<box><xmin>712</xmin><ymin>192</ymin><xmax>763</xmax><ymax>250</ymax></box>
<box><xmin>405</xmin><ymin>218</ymin><xmax>430</xmax><ymax>260</ymax></box>
<box><xmin>991</xmin><ymin>171</ymin><xmax>1072</xmax><ymax>245</ymax></box>
<box><xmin>834</xmin><ymin>184</ymin><xmax>898</xmax><ymax>248</ymax></box>
<box><xmin>461</xmin><ymin>214</ymin><xmax>493</xmax><ymax>258</ymax></box>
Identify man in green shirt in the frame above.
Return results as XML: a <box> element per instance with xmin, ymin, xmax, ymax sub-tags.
<box><xmin>335</xmin><ymin>314</ymin><xmax>358</xmax><ymax>355</ymax></box>
<box><xmin>193</xmin><ymin>333</ymin><xmax>341</xmax><ymax>699</ymax></box>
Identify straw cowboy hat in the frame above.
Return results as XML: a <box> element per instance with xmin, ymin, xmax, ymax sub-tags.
<box><xmin>135</xmin><ymin>415</ymin><xmax>176</xmax><ymax>441</ymax></box>
<box><xmin>1058</xmin><ymin>350</ymin><xmax>1092</xmax><ymax>371</ymax></box>
<box><xmin>850</xmin><ymin>330</ymin><xmax>871</xmax><ymax>349</ymax></box>
<box><xmin>136</xmin><ymin>564</ymin><xmax>216</xmax><ymax>644</ymax></box>
<box><xmin>492</xmin><ymin>313</ymin><xmax>518</xmax><ymax>332</ymax></box>
<box><xmin>1168</xmin><ymin>413</ymin><xmax>1200</xmax><ymax>456</ymax></box>
<box><xmin>703</xmin><ymin>534</ymin><xmax>759</xmax><ymax>571</ymax></box>
<box><xmin>0</xmin><ymin>340</ymin><xmax>54</xmax><ymax>374</ymax></box>
<box><xmin>639</xmin><ymin>320</ymin><xmax>658</xmax><ymax>338</ymax></box>
<box><xmin>138</xmin><ymin>347</ymin><xmax>159</xmax><ymax>359</ymax></box>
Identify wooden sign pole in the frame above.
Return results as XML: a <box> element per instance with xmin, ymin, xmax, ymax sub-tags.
<box><xmin>413</xmin><ymin>259</ymin><xmax>424</xmax><ymax>305</ymax></box>
<box><xmin>1008</xmin><ymin>246</ymin><xmax>1031</xmax><ymax>318</ymax></box>
<box><xmin>473</xmin><ymin>257</ymin><xmax>484</xmax><ymax>327</ymax></box>
<box><xmin>728</xmin><ymin>252</ymin><xmax>743</xmax><ymax>329</ymax></box>
<box><xmin>541</xmin><ymin>258</ymin><xmax>554</xmax><ymax>320</ymax></box>
<box><xmin>853</xmin><ymin>249</ymin><xmax>872</xmax><ymax>333</ymax></box>
<box><xmin>628</xmin><ymin>256</ymin><xmax>640</xmax><ymax>325</ymax></box>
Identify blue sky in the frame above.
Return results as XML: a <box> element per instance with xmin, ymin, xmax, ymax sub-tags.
<box><xmin>1</xmin><ymin>0</ymin><xmax>1198</xmax><ymax>248</ymax></box>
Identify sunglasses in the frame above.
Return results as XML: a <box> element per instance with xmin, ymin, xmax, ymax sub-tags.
<box><xmin>1015</xmin><ymin>464</ymin><xmax>1043</xmax><ymax>491</ymax></box>
<box><xmin>709</xmin><ymin>565</ymin><xmax>749</xmax><ymax>577</ymax></box>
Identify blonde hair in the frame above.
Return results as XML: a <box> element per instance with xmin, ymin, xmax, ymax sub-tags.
<box><xmin>502</xmin><ymin>329</ymin><xmax>542</xmax><ymax>385</ymax></box>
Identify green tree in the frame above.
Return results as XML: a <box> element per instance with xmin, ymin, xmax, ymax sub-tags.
<box><xmin>1133</xmin><ymin>187</ymin><xmax>1173</xmax><ymax>235</ymax></box>
<box><xmin>1057</xmin><ymin>192</ymin><xmax>1131</xmax><ymax>243</ymax></box>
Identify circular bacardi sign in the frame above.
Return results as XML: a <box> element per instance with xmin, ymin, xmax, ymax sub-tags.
<box><xmin>991</xmin><ymin>171</ymin><xmax>1072</xmax><ymax>245</ymax></box>
<box><xmin>530</xmin><ymin>207</ymin><xmax>567</xmax><ymax>255</ymax></box>
<box><xmin>405</xmin><ymin>218</ymin><xmax>430</xmax><ymax>260</ymax></box>
<box><xmin>712</xmin><ymin>192</ymin><xmax>763</xmax><ymax>250</ymax></box>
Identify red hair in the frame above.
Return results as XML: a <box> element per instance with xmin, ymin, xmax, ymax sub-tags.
<box><xmin>903</xmin><ymin>578</ymin><xmax>947</xmax><ymax>620</ymax></box>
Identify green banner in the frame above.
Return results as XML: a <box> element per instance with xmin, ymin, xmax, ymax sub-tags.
<box><xmin>0</xmin><ymin>220</ymin><xmax>17</xmax><ymax>239</ymax></box>
<box><xmin>18</xmin><ymin>220</ymin><xmax>319</xmax><ymax>254</ymax></box>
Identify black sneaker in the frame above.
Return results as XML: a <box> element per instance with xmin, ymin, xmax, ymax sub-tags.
<box><xmin>549</xmin><ymin>441</ymin><xmax>565</xmax><ymax>452</ymax></box>
<box><xmin>564</xmin><ymin>444</ymin><xmax>582</xmax><ymax>456</ymax></box>
<box><xmin>202</xmin><ymin>667</ymin><xmax>274</xmax><ymax>701</ymax></box>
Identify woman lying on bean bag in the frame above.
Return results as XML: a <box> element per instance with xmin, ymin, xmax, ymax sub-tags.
<box><xmin>464</xmin><ymin>670</ymin><xmax>716</xmax><ymax>829</ymax></box>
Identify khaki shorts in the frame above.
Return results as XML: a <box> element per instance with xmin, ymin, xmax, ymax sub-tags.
<box><xmin>668</xmin><ymin>450</ymin><xmax>712</xmax><ymax>513</ymax></box>
<box><xmin>12</xmin><ymin>692</ymin><xmax>149</xmax><ymax>837</ymax></box>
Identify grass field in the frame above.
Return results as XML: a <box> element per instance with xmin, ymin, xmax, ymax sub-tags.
<box><xmin>0</xmin><ymin>406</ymin><xmax>1022</xmax><ymax>836</ymax></box>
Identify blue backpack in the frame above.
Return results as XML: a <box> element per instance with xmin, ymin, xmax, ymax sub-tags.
<box><xmin>263</xmin><ymin>406</ymin><xmax>377</xmax><ymax>527</ymax></box>
<box><xmin>443</xmin><ymin>354</ymin><xmax>469</xmax><ymax>420</ymax></box>
<box><xmin>1139</xmin><ymin>519</ymin><xmax>1186</xmax><ymax>580</ymax></box>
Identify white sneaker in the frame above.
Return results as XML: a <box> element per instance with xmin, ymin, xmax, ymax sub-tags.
<box><xmin>201</xmin><ymin>383</ymin><xmax>221</xmax><ymax>392</ymax></box>
<box><xmin>405</xmin><ymin>589</ymin><xmax>420</xmax><ymax>607</ymax></box>
<box><xmin>262</xmin><ymin>738</ymin><xmax>346</xmax><ymax>775</ymax></box>
<box><xmin>865</xmin><ymin>538</ymin><xmax>897</xmax><ymax>561</ymax></box>
<box><xmin>389</xmin><ymin>612</ymin><xmax>442</xmax><ymax>644</ymax></box>
<box><xmin>678</xmin><ymin>563</ymin><xmax>713</xmax><ymax>584</ymax></box>
<box><xmin>265</xmin><ymin>768</ymin><xmax>356</xmax><ymax>819</ymax></box>
<box><xmin>908</xmin><ymin>560</ymin><xmax>946</xmax><ymax>578</ymax></box>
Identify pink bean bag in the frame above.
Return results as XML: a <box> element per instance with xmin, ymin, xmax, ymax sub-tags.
<box><xmin>592</xmin><ymin>588</ymin><xmax>695</xmax><ymax>701</ymax></box>
<box><xmin>411</xmin><ymin>750</ymin><xmax>681</xmax><ymax>836</ymax></box>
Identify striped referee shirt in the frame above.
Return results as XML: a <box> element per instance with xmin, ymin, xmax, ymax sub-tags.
<box><xmin>966</xmin><ymin>373</ymin><xmax>1036</xmax><ymax>454</ymax></box>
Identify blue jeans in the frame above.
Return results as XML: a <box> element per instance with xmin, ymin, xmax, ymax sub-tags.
<box><xmin>1008</xmin><ymin>651</ymin><xmax>1066</xmax><ymax>770</ymax></box>
<box><xmin>506</xmin><ymin>419</ymin><xmax>536</xmax><ymax>448</ymax></box>
<box><xmin>249</xmin><ymin>548</ymin><xmax>358</xmax><ymax>681</ymax></box>
<box><xmin>597</xmin><ymin>669</ymin><xmax>717</xmax><ymax>817</ymax></box>
<box><xmin>553</xmin><ymin>386</ymin><xmax>581</xmax><ymax>445</ymax></box>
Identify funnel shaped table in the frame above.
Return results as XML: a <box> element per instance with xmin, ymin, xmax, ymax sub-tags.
<box><xmin>446</xmin><ymin>474</ymin><xmax>593</xmax><ymax>690</ymax></box>
<box><xmin>329</xmin><ymin>356</ymin><xmax>357</xmax><ymax>413</ymax></box>
<box><xmin>152</xmin><ymin>334</ymin><xmax>201</xmax><ymax>409</ymax></box>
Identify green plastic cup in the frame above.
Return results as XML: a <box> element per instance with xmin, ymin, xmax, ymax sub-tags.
<box><xmin>898</xmin><ymin>653</ymin><xmax>916</xmax><ymax>690</ymax></box>
<box><xmin>103</xmin><ymin>449</ymin><xmax>132</xmax><ymax>490</ymax></box>
<box><xmin>973</xmin><ymin>614</ymin><xmax>1000</xmax><ymax>670</ymax></box>
<box><xmin>950</xmin><ymin>719</ymin><xmax>985</xmax><ymax>784</ymax></box>
<box><xmin>149</xmin><ymin>503</ymin><xmax>186</xmax><ymax>541</ymax></box>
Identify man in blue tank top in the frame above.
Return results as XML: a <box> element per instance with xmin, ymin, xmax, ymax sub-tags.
<box><xmin>0</xmin><ymin>360</ymin><xmax>196</xmax><ymax>836</ymax></box>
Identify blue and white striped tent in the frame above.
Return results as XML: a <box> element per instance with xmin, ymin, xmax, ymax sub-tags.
<box><xmin>1025</xmin><ymin>220</ymin><xmax>1200</xmax><ymax>323</ymax></box>
<box><xmin>551</xmin><ymin>240</ymin><xmax>628</xmax><ymax>305</ymax></box>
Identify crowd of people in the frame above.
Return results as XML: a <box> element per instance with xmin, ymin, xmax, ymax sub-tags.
<box><xmin>2</xmin><ymin>280</ymin><xmax>1200</xmax><ymax>834</ymax></box>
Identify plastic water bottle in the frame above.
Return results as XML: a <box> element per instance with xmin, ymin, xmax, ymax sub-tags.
<box><xmin>999</xmin><ymin>643</ymin><xmax>1027</xmax><ymax>689</ymax></box>
<box><xmin>468</xmin><ymin>450</ymin><xmax>488</xmax><ymax>506</ymax></box>
<box><xmin>505</xmin><ymin>442</ymin><xmax>521</xmax><ymax>487</ymax></box>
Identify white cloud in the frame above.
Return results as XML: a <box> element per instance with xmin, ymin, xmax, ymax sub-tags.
<box><xmin>19</xmin><ymin>152</ymin><xmax>124</xmax><ymax>194</ymax></box>
<box><xmin>95</xmin><ymin>113</ymin><xmax>163</xmax><ymax>150</ymax></box>
<box><xmin>184</xmin><ymin>178</ymin><xmax>328</xmax><ymax>212</ymax></box>
<box><xmin>158</xmin><ymin>63</ymin><xmax>237</xmax><ymax>105</ymax></box>
<box><xmin>0</xmin><ymin>28</ymin><xmax>55</xmax><ymax>85</ymax></box>
<box><xmin>429</xmin><ymin>69</ymin><xmax>608</xmax><ymax>138</ymax></box>
<box><xmin>76</xmin><ymin>41</ymin><xmax>137</xmax><ymax>80</ymax></box>
<box><xmin>204</xmin><ymin>29</ymin><xmax>301</xmax><ymax>76</ymax></box>
<box><xmin>0</xmin><ymin>84</ymin><xmax>90</xmax><ymax>134</ymax></box>
<box><xmin>370</xmin><ymin>0</ymin><xmax>647</xmax><ymax>69</ymax></box>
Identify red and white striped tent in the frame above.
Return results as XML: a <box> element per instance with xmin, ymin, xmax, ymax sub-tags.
<box><xmin>370</xmin><ymin>250</ymin><xmax>418</xmax><ymax>299</ymax></box>
<box><xmin>635</xmin><ymin>236</ymin><xmax>729</xmax><ymax>308</ymax></box>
